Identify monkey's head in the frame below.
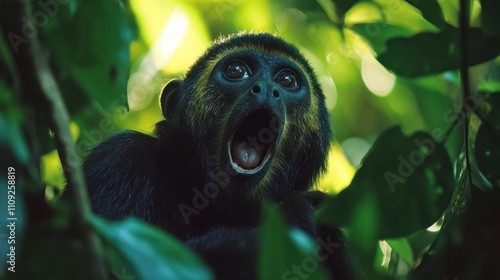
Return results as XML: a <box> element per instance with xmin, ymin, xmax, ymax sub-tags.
<box><xmin>158</xmin><ymin>32</ymin><xmax>331</xmax><ymax>203</ymax></box>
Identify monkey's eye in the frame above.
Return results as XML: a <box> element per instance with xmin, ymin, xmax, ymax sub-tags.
<box><xmin>223</xmin><ymin>60</ymin><xmax>250</xmax><ymax>80</ymax></box>
<box><xmin>275</xmin><ymin>70</ymin><xmax>299</xmax><ymax>90</ymax></box>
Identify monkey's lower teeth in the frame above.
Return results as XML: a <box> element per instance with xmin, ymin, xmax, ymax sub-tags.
<box><xmin>231</xmin><ymin>141</ymin><xmax>262</xmax><ymax>169</ymax></box>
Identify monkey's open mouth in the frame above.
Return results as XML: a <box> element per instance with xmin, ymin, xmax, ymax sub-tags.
<box><xmin>228</xmin><ymin>108</ymin><xmax>279</xmax><ymax>174</ymax></box>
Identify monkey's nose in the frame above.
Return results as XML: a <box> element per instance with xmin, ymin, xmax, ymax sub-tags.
<box><xmin>250</xmin><ymin>82</ymin><xmax>280</xmax><ymax>99</ymax></box>
<box><xmin>251</xmin><ymin>84</ymin><xmax>261</xmax><ymax>94</ymax></box>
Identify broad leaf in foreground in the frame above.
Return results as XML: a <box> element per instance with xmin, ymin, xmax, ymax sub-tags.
<box><xmin>92</xmin><ymin>217</ymin><xmax>213</xmax><ymax>280</ymax></box>
<box><xmin>316</xmin><ymin>127</ymin><xmax>454</xmax><ymax>239</ymax></box>
<box><xmin>259</xmin><ymin>205</ymin><xmax>329</xmax><ymax>280</ymax></box>
<box><xmin>378</xmin><ymin>28</ymin><xmax>500</xmax><ymax>77</ymax></box>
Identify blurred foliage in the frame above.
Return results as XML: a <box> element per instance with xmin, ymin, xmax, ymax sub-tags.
<box><xmin>260</xmin><ymin>205</ymin><xmax>329</xmax><ymax>280</ymax></box>
<box><xmin>92</xmin><ymin>217</ymin><xmax>213</xmax><ymax>280</ymax></box>
<box><xmin>316</xmin><ymin>127</ymin><xmax>454</xmax><ymax>239</ymax></box>
<box><xmin>1</xmin><ymin>0</ymin><xmax>500</xmax><ymax>279</ymax></box>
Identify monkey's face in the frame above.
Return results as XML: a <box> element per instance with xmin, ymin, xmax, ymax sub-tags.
<box><xmin>209</xmin><ymin>50</ymin><xmax>311</xmax><ymax>176</ymax></box>
<box><xmin>160</xmin><ymin>33</ymin><xmax>331</xmax><ymax>200</ymax></box>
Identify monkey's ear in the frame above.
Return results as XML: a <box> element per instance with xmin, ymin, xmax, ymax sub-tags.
<box><xmin>160</xmin><ymin>79</ymin><xmax>183</xmax><ymax>119</ymax></box>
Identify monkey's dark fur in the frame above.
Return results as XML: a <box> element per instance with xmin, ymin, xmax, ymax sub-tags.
<box><xmin>84</xmin><ymin>32</ymin><xmax>353</xmax><ymax>279</ymax></box>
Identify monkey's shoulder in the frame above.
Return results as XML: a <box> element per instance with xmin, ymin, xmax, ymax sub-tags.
<box><xmin>83</xmin><ymin>131</ymin><xmax>167</xmax><ymax>219</ymax></box>
<box><xmin>84</xmin><ymin>131</ymin><xmax>161</xmax><ymax>173</ymax></box>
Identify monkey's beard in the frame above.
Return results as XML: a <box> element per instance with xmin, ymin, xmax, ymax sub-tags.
<box><xmin>228</xmin><ymin>108</ymin><xmax>279</xmax><ymax>175</ymax></box>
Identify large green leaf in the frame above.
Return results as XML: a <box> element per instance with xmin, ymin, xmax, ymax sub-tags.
<box><xmin>41</xmin><ymin>0</ymin><xmax>137</xmax><ymax>112</ymax></box>
<box><xmin>378</xmin><ymin>27</ymin><xmax>500</xmax><ymax>77</ymax></box>
<box><xmin>386</xmin><ymin>238</ymin><xmax>414</xmax><ymax>265</ymax></box>
<box><xmin>259</xmin><ymin>205</ymin><xmax>329</xmax><ymax>280</ymax></box>
<box><xmin>481</xmin><ymin>0</ymin><xmax>500</xmax><ymax>38</ymax></box>
<box><xmin>478</xmin><ymin>79</ymin><xmax>500</xmax><ymax>93</ymax></box>
<box><xmin>91</xmin><ymin>217</ymin><xmax>214</xmax><ymax>280</ymax></box>
<box><xmin>316</xmin><ymin>127</ymin><xmax>454</xmax><ymax>239</ymax></box>
<box><xmin>411</xmin><ymin>188</ymin><xmax>500</xmax><ymax>279</ymax></box>
<box><xmin>351</xmin><ymin>23</ymin><xmax>414</xmax><ymax>54</ymax></box>
<box><xmin>404</xmin><ymin>0</ymin><xmax>447</xmax><ymax>29</ymax></box>
<box><xmin>0</xmin><ymin>27</ymin><xmax>30</xmax><ymax>163</ymax></box>
<box><xmin>467</xmin><ymin>112</ymin><xmax>498</xmax><ymax>190</ymax></box>
<box><xmin>330</xmin><ymin>0</ymin><xmax>362</xmax><ymax>21</ymax></box>
<box><xmin>474</xmin><ymin>108</ymin><xmax>500</xmax><ymax>188</ymax></box>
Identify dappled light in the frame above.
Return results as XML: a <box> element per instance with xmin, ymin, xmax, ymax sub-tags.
<box><xmin>317</xmin><ymin>143</ymin><xmax>356</xmax><ymax>194</ymax></box>
<box><xmin>341</xmin><ymin>137</ymin><xmax>372</xmax><ymax>167</ymax></box>
<box><xmin>127</xmin><ymin>6</ymin><xmax>190</xmax><ymax>111</ymax></box>
<box><xmin>361</xmin><ymin>54</ymin><xmax>396</xmax><ymax>96</ymax></box>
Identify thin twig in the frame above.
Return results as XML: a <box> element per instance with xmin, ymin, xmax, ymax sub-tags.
<box><xmin>440</xmin><ymin>109</ymin><xmax>465</xmax><ymax>144</ymax></box>
<box><xmin>459</xmin><ymin>0</ymin><xmax>473</xmax><ymax>187</ymax></box>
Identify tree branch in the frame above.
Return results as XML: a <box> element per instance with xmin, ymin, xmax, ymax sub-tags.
<box><xmin>14</xmin><ymin>0</ymin><xmax>107</xmax><ymax>278</ymax></box>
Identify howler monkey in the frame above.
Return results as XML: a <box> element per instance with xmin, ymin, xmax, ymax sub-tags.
<box><xmin>84</xmin><ymin>32</ymin><xmax>353</xmax><ymax>279</ymax></box>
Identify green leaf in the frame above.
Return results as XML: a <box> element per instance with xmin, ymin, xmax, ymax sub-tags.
<box><xmin>468</xmin><ymin>112</ymin><xmax>498</xmax><ymax>190</ymax></box>
<box><xmin>91</xmin><ymin>217</ymin><xmax>214</xmax><ymax>280</ymax></box>
<box><xmin>331</xmin><ymin>0</ymin><xmax>362</xmax><ymax>20</ymax></box>
<box><xmin>41</xmin><ymin>0</ymin><xmax>137</xmax><ymax>112</ymax></box>
<box><xmin>351</xmin><ymin>23</ymin><xmax>414</xmax><ymax>54</ymax></box>
<box><xmin>481</xmin><ymin>0</ymin><xmax>500</xmax><ymax>38</ymax></box>
<box><xmin>18</xmin><ymin>235</ymin><xmax>90</xmax><ymax>279</ymax></box>
<box><xmin>0</xmin><ymin>29</ymin><xmax>29</xmax><ymax>163</ymax></box>
<box><xmin>373</xmin><ymin>241</ymin><xmax>389</xmax><ymax>272</ymax></box>
<box><xmin>403</xmin><ymin>78</ymin><xmax>461</xmax><ymax>151</ymax></box>
<box><xmin>378</xmin><ymin>27</ymin><xmax>500</xmax><ymax>77</ymax></box>
<box><xmin>474</xmin><ymin>108</ymin><xmax>500</xmax><ymax>188</ymax></box>
<box><xmin>443</xmin><ymin>147</ymin><xmax>471</xmax><ymax>224</ymax></box>
<box><xmin>386</xmin><ymin>238</ymin><xmax>414</xmax><ymax>265</ymax></box>
<box><xmin>0</xmin><ymin>26</ymin><xmax>16</xmax><ymax>86</ymax></box>
<box><xmin>412</xmin><ymin>188</ymin><xmax>500</xmax><ymax>279</ymax></box>
<box><xmin>316</xmin><ymin>127</ymin><xmax>454</xmax><ymax>239</ymax></box>
<box><xmin>5</xmin><ymin>197</ymin><xmax>76</xmax><ymax>280</ymax></box>
<box><xmin>259</xmin><ymin>205</ymin><xmax>329</xmax><ymax>280</ymax></box>
<box><xmin>404</xmin><ymin>0</ymin><xmax>447</xmax><ymax>28</ymax></box>
<box><xmin>478</xmin><ymin>79</ymin><xmax>500</xmax><ymax>93</ymax></box>
<box><xmin>341</xmin><ymin>196</ymin><xmax>381</xmax><ymax>277</ymax></box>
<box><xmin>0</xmin><ymin>83</ymin><xmax>29</xmax><ymax>164</ymax></box>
